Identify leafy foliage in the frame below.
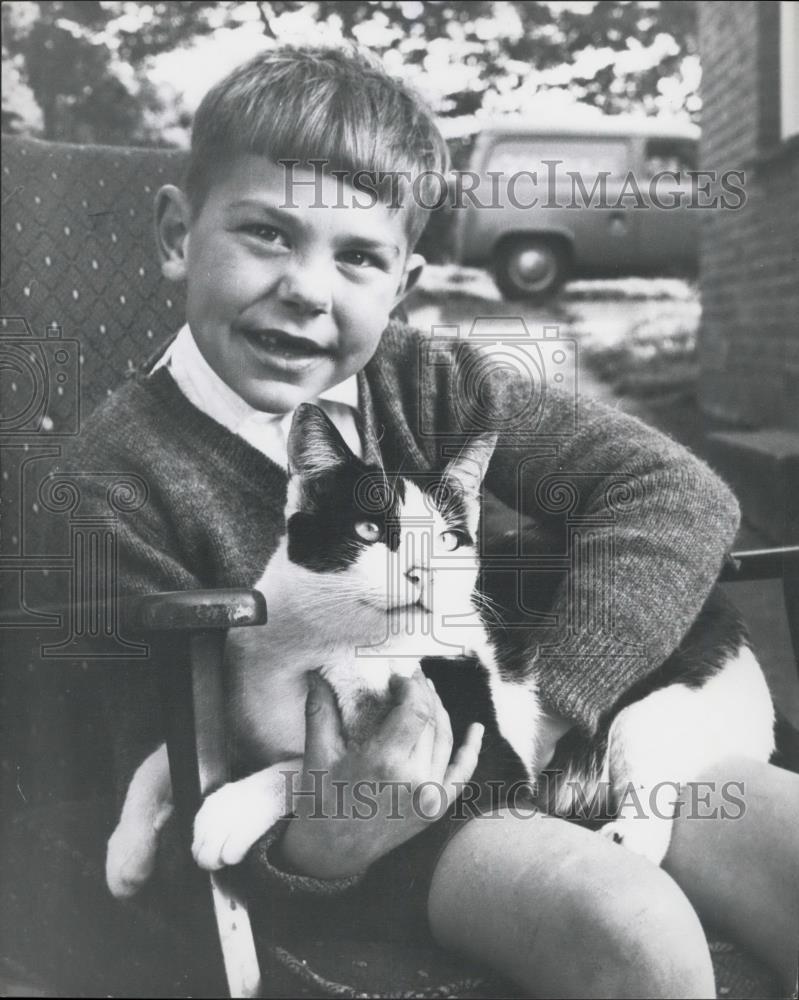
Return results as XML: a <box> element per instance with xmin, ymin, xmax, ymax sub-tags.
<box><xmin>2</xmin><ymin>0</ymin><xmax>698</xmax><ymax>145</ymax></box>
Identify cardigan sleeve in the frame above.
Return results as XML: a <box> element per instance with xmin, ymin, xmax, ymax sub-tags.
<box><xmin>35</xmin><ymin>437</ymin><xmax>204</xmax><ymax>809</ymax></box>
<box><xmin>405</xmin><ymin>327</ymin><xmax>741</xmax><ymax>733</ymax></box>
<box><xmin>496</xmin><ymin>391</ymin><xmax>740</xmax><ymax>731</ymax></box>
<box><xmin>247</xmin><ymin>818</ymin><xmax>368</xmax><ymax>898</ymax></box>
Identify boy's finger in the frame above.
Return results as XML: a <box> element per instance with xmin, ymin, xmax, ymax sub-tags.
<box><xmin>441</xmin><ymin>722</ymin><xmax>484</xmax><ymax>808</ymax></box>
<box><xmin>411</xmin><ymin>707</ymin><xmax>436</xmax><ymax>765</ymax></box>
<box><xmin>377</xmin><ymin>671</ymin><xmax>435</xmax><ymax>751</ymax></box>
<box><xmin>429</xmin><ymin>690</ymin><xmax>454</xmax><ymax>778</ymax></box>
<box><xmin>408</xmin><ymin>677</ymin><xmax>444</xmax><ymax>763</ymax></box>
<box><xmin>303</xmin><ymin>672</ymin><xmax>345</xmax><ymax>769</ymax></box>
<box><xmin>387</xmin><ymin>669</ymin><xmax>429</xmax><ymax>705</ymax></box>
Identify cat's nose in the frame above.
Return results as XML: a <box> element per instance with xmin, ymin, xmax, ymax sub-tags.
<box><xmin>404</xmin><ymin>567</ymin><xmax>424</xmax><ymax>586</ymax></box>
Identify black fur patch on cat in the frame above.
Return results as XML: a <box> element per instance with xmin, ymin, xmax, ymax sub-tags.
<box><xmin>287</xmin><ymin>463</ymin><xmax>406</xmax><ymax>572</ymax></box>
<box><xmin>602</xmin><ymin>584</ymin><xmax>750</xmax><ymax>719</ymax></box>
<box><xmin>536</xmin><ymin>585</ymin><xmax>754</xmax><ymax>822</ymax></box>
<box><xmin>422</xmin><ymin>656</ymin><xmax>532</xmax><ymax>799</ymax></box>
<box><xmin>287</xmin><ymin>464</ymin><xmax>477</xmax><ymax>573</ymax></box>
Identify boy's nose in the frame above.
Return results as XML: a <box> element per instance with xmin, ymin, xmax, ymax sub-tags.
<box><xmin>277</xmin><ymin>260</ymin><xmax>332</xmax><ymax>315</ymax></box>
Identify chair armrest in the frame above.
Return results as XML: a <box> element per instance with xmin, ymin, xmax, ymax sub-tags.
<box><xmin>130</xmin><ymin>587</ymin><xmax>266</xmax><ymax>997</ymax></box>
<box><xmin>720</xmin><ymin>546</ymin><xmax>799</xmax><ymax>582</ymax></box>
<box><xmin>721</xmin><ymin>546</ymin><xmax>799</xmax><ymax>679</ymax></box>
<box><xmin>132</xmin><ymin>589</ymin><xmax>267</xmax><ymax>632</ymax></box>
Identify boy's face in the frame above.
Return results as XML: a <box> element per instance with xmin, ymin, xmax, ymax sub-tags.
<box><xmin>157</xmin><ymin>155</ymin><xmax>424</xmax><ymax>413</ymax></box>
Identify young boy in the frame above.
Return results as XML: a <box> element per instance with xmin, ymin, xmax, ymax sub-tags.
<box><xmin>60</xmin><ymin>44</ymin><xmax>797</xmax><ymax>997</ymax></box>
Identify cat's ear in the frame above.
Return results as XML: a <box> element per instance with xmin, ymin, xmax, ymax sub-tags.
<box><xmin>443</xmin><ymin>433</ymin><xmax>498</xmax><ymax>496</ymax></box>
<box><xmin>287</xmin><ymin>403</ymin><xmax>356</xmax><ymax>478</ymax></box>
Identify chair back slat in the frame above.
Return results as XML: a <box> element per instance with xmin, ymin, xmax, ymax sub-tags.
<box><xmin>1</xmin><ymin>134</ymin><xmax>187</xmax><ymax>428</ymax></box>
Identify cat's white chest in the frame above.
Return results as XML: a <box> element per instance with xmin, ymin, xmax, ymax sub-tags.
<box><xmin>227</xmin><ymin>599</ymin><xmax>434</xmax><ymax>758</ymax></box>
<box><xmin>224</xmin><ymin>544</ymin><xmax>493</xmax><ymax>760</ymax></box>
<box><xmin>225</xmin><ymin>623</ymin><xmax>310</xmax><ymax>764</ymax></box>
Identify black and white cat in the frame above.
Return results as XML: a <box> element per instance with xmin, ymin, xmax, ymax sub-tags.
<box><xmin>106</xmin><ymin>404</ymin><xmax>775</xmax><ymax>898</ymax></box>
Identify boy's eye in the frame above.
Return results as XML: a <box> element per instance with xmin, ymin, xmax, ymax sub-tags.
<box><xmin>339</xmin><ymin>249</ymin><xmax>381</xmax><ymax>269</ymax></box>
<box><xmin>354</xmin><ymin>520</ymin><xmax>382</xmax><ymax>543</ymax></box>
<box><xmin>439</xmin><ymin>530</ymin><xmax>467</xmax><ymax>552</ymax></box>
<box><xmin>240</xmin><ymin>223</ymin><xmax>288</xmax><ymax>246</ymax></box>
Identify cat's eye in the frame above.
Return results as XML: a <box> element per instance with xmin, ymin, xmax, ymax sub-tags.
<box><xmin>439</xmin><ymin>530</ymin><xmax>464</xmax><ymax>552</ymax></box>
<box><xmin>354</xmin><ymin>520</ymin><xmax>381</xmax><ymax>543</ymax></box>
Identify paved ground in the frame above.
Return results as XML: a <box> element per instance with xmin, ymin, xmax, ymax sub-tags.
<box><xmin>406</xmin><ymin>268</ymin><xmax>699</xmax><ymax>410</ymax></box>
<box><xmin>407</xmin><ymin>272</ymin><xmax>799</xmax><ymax>726</ymax></box>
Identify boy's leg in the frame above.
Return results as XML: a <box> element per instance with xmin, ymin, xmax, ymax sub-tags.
<box><xmin>428</xmin><ymin>809</ymin><xmax>715</xmax><ymax>999</ymax></box>
<box><xmin>663</xmin><ymin>756</ymin><xmax>799</xmax><ymax>992</ymax></box>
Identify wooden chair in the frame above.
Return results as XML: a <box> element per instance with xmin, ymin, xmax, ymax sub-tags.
<box><xmin>0</xmin><ymin>133</ymin><xmax>487</xmax><ymax>997</ymax></box>
<box><xmin>2</xmin><ymin>134</ymin><xmax>797</xmax><ymax>998</ymax></box>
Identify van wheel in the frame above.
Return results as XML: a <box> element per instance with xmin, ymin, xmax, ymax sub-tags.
<box><xmin>494</xmin><ymin>239</ymin><xmax>568</xmax><ymax>300</ymax></box>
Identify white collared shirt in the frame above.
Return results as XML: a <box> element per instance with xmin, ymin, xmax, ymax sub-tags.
<box><xmin>151</xmin><ymin>325</ymin><xmax>361</xmax><ymax>468</ymax></box>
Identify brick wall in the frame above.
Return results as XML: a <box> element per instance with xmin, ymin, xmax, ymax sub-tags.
<box><xmin>698</xmin><ymin>2</ymin><xmax>799</xmax><ymax>429</ymax></box>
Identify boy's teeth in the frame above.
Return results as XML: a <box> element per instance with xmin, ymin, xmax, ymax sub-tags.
<box><xmin>252</xmin><ymin>331</ymin><xmax>314</xmax><ymax>355</ymax></box>
<box><xmin>256</xmin><ymin>332</ymin><xmax>297</xmax><ymax>353</ymax></box>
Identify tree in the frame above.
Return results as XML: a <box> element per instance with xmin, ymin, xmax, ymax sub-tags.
<box><xmin>1</xmin><ymin>1</ymin><xmax>222</xmax><ymax>143</ymax></box>
<box><xmin>2</xmin><ymin>1</ymin><xmax>699</xmax><ymax>146</ymax></box>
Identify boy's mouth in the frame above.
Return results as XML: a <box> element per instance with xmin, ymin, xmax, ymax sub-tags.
<box><xmin>238</xmin><ymin>326</ymin><xmax>333</xmax><ymax>376</ymax></box>
<box><xmin>239</xmin><ymin>326</ymin><xmax>329</xmax><ymax>360</ymax></box>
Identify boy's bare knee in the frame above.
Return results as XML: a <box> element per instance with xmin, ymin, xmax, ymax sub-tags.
<box><xmin>582</xmin><ymin>876</ymin><xmax>715</xmax><ymax>999</ymax></box>
<box><xmin>514</xmin><ymin>858</ymin><xmax>715</xmax><ymax>998</ymax></box>
<box><xmin>429</xmin><ymin>816</ymin><xmax>715</xmax><ymax>998</ymax></box>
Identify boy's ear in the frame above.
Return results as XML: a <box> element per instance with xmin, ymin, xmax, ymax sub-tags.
<box><xmin>393</xmin><ymin>252</ymin><xmax>425</xmax><ymax>307</ymax></box>
<box><xmin>155</xmin><ymin>185</ymin><xmax>191</xmax><ymax>283</ymax></box>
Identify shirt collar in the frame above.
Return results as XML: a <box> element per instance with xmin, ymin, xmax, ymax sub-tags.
<box><xmin>153</xmin><ymin>324</ymin><xmax>359</xmax><ymax>430</ymax></box>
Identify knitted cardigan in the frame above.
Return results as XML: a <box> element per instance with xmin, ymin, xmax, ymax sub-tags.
<box><xmin>43</xmin><ymin>319</ymin><xmax>739</xmax><ymax>893</ymax></box>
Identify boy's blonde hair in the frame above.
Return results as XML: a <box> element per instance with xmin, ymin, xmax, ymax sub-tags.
<box><xmin>185</xmin><ymin>43</ymin><xmax>450</xmax><ymax>248</ymax></box>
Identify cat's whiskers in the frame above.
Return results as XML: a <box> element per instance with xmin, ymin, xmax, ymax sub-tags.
<box><xmin>310</xmin><ymin>578</ymin><xmax>384</xmax><ymax>598</ymax></box>
<box><xmin>471</xmin><ymin>590</ymin><xmax>507</xmax><ymax>630</ymax></box>
<box><xmin>296</xmin><ymin>592</ymin><xmax>378</xmax><ymax>612</ymax></box>
<box><xmin>297</xmin><ymin>583</ymin><xmax>391</xmax><ymax>615</ymax></box>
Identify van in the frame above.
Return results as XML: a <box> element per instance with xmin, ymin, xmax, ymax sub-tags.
<box><xmin>448</xmin><ymin>116</ymin><xmax>700</xmax><ymax>299</ymax></box>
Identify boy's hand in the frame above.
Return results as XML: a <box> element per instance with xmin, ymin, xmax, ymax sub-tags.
<box><xmin>279</xmin><ymin>670</ymin><xmax>484</xmax><ymax>879</ymax></box>
<box><xmin>536</xmin><ymin>710</ymin><xmax>573</xmax><ymax>771</ymax></box>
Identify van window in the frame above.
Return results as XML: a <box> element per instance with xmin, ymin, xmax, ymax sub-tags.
<box><xmin>642</xmin><ymin>138</ymin><xmax>697</xmax><ymax>175</ymax></box>
<box><xmin>485</xmin><ymin>137</ymin><xmax>629</xmax><ymax>179</ymax></box>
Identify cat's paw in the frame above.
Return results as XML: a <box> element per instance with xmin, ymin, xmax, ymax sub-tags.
<box><xmin>106</xmin><ymin>817</ymin><xmax>161</xmax><ymax>898</ymax></box>
<box><xmin>192</xmin><ymin>781</ymin><xmax>283</xmax><ymax>871</ymax></box>
<box><xmin>599</xmin><ymin>817</ymin><xmax>672</xmax><ymax>866</ymax></box>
